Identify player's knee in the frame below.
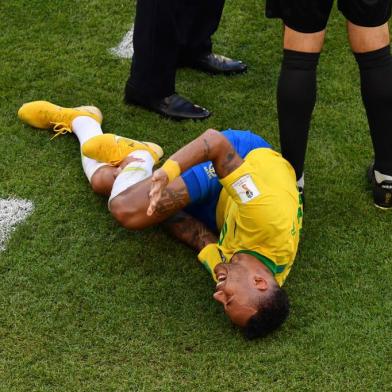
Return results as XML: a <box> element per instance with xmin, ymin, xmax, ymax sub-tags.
<box><xmin>109</xmin><ymin>195</ymin><xmax>134</xmax><ymax>227</ymax></box>
<box><xmin>109</xmin><ymin>194</ymin><xmax>146</xmax><ymax>230</ymax></box>
<box><xmin>91</xmin><ymin>179</ymin><xmax>107</xmax><ymax>195</ymax></box>
<box><xmin>284</xmin><ymin>26</ymin><xmax>325</xmax><ymax>52</ymax></box>
<box><xmin>348</xmin><ymin>22</ymin><xmax>390</xmax><ymax>53</ymax></box>
<box><xmin>90</xmin><ymin>167</ymin><xmax>115</xmax><ymax>195</ymax></box>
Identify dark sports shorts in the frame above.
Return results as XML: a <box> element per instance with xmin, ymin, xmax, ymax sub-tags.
<box><xmin>266</xmin><ymin>0</ymin><xmax>392</xmax><ymax>33</ymax></box>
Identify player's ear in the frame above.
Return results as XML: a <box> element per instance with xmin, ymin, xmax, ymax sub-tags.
<box><xmin>253</xmin><ymin>275</ymin><xmax>268</xmax><ymax>291</ymax></box>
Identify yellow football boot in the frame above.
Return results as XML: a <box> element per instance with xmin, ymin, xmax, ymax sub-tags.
<box><xmin>18</xmin><ymin>101</ymin><xmax>103</xmax><ymax>138</ymax></box>
<box><xmin>82</xmin><ymin>134</ymin><xmax>164</xmax><ymax>165</ymax></box>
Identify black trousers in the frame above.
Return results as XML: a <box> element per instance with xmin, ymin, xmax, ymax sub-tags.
<box><xmin>128</xmin><ymin>0</ymin><xmax>225</xmax><ymax>99</ymax></box>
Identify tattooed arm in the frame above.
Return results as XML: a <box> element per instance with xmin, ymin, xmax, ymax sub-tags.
<box><xmin>148</xmin><ymin>129</ymin><xmax>243</xmax><ymax>215</ymax></box>
<box><xmin>168</xmin><ymin>129</ymin><xmax>243</xmax><ymax>179</ymax></box>
<box><xmin>164</xmin><ymin>211</ymin><xmax>218</xmax><ymax>252</ymax></box>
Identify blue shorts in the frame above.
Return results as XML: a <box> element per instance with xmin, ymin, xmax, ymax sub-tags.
<box><xmin>181</xmin><ymin>129</ymin><xmax>272</xmax><ymax>232</ymax></box>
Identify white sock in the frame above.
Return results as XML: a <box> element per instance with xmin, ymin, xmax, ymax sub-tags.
<box><xmin>108</xmin><ymin>150</ymin><xmax>155</xmax><ymax>209</ymax></box>
<box><xmin>297</xmin><ymin>173</ymin><xmax>304</xmax><ymax>190</ymax></box>
<box><xmin>71</xmin><ymin>116</ymin><xmax>108</xmax><ymax>182</ymax></box>
<box><xmin>71</xmin><ymin>116</ymin><xmax>102</xmax><ymax>145</ymax></box>
<box><xmin>375</xmin><ymin>170</ymin><xmax>392</xmax><ymax>184</ymax></box>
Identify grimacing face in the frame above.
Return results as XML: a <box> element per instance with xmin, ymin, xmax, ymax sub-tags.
<box><xmin>213</xmin><ymin>261</ymin><xmax>267</xmax><ymax>327</ymax></box>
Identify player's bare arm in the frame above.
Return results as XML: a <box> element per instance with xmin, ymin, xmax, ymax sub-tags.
<box><xmin>109</xmin><ymin>175</ymin><xmax>190</xmax><ymax>230</ymax></box>
<box><xmin>164</xmin><ymin>211</ymin><xmax>218</xmax><ymax>252</ymax></box>
<box><xmin>148</xmin><ymin>129</ymin><xmax>244</xmax><ymax>215</ymax></box>
<box><xmin>167</xmin><ymin>128</ymin><xmax>243</xmax><ymax>178</ymax></box>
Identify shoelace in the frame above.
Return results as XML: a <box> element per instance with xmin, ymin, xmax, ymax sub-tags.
<box><xmin>50</xmin><ymin>122</ymin><xmax>72</xmax><ymax>139</ymax></box>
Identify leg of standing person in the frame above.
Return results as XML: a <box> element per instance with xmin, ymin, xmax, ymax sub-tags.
<box><xmin>125</xmin><ymin>0</ymin><xmax>177</xmax><ymax>103</ymax></box>
<box><xmin>178</xmin><ymin>0</ymin><xmax>225</xmax><ymax>60</ymax></box>
<box><xmin>343</xmin><ymin>2</ymin><xmax>392</xmax><ymax>209</ymax></box>
<box><xmin>124</xmin><ymin>0</ymin><xmax>210</xmax><ymax>120</ymax></box>
<box><xmin>277</xmin><ymin>27</ymin><xmax>324</xmax><ymax>187</ymax></box>
<box><xmin>178</xmin><ymin>0</ymin><xmax>247</xmax><ymax>74</ymax></box>
<box><xmin>266</xmin><ymin>1</ymin><xmax>334</xmax><ymax>190</ymax></box>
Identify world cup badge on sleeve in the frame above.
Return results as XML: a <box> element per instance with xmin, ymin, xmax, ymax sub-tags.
<box><xmin>231</xmin><ymin>174</ymin><xmax>260</xmax><ymax>203</ymax></box>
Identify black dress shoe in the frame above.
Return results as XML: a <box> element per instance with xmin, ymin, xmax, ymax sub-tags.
<box><xmin>125</xmin><ymin>88</ymin><xmax>211</xmax><ymax>120</ymax></box>
<box><xmin>189</xmin><ymin>53</ymin><xmax>248</xmax><ymax>75</ymax></box>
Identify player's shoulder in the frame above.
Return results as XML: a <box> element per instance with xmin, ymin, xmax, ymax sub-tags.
<box><xmin>245</xmin><ymin>147</ymin><xmax>281</xmax><ymax>162</ymax></box>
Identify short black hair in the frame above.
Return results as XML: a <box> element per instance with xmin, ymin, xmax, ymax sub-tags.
<box><xmin>242</xmin><ymin>286</ymin><xmax>290</xmax><ymax>340</ymax></box>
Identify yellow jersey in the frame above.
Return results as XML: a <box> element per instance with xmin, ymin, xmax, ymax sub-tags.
<box><xmin>197</xmin><ymin>148</ymin><xmax>303</xmax><ymax>287</ymax></box>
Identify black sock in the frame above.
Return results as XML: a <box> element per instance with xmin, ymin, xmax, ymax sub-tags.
<box><xmin>277</xmin><ymin>50</ymin><xmax>320</xmax><ymax>180</ymax></box>
<box><xmin>354</xmin><ymin>45</ymin><xmax>392</xmax><ymax>176</ymax></box>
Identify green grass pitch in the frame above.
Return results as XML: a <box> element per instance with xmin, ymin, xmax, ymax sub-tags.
<box><xmin>1</xmin><ymin>1</ymin><xmax>391</xmax><ymax>391</ymax></box>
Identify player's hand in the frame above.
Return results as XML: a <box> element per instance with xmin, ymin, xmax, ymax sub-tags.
<box><xmin>147</xmin><ymin>168</ymin><xmax>169</xmax><ymax>216</ymax></box>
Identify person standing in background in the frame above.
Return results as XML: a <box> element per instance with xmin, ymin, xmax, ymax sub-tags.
<box><xmin>266</xmin><ymin>0</ymin><xmax>392</xmax><ymax>209</ymax></box>
<box><xmin>124</xmin><ymin>0</ymin><xmax>248</xmax><ymax>121</ymax></box>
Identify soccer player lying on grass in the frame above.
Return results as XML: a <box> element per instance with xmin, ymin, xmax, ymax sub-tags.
<box><xmin>18</xmin><ymin>101</ymin><xmax>303</xmax><ymax>339</ymax></box>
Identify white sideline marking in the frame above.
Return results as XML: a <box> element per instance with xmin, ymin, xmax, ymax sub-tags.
<box><xmin>109</xmin><ymin>26</ymin><xmax>134</xmax><ymax>59</ymax></box>
<box><xmin>0</xmin><ymin>198</ymin><xmax>34</xmax><ymax>252</ymax></box>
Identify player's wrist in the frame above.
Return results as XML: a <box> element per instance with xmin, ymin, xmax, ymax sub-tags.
<box><xmin>161</xmin><ymin>159</ymin><xmax>181</xmax><ymax>183</ymax></box>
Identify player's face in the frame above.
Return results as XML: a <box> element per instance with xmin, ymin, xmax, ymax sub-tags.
<box><xmin>212</xmin><ymin>263</ymin><xmax>259</xmax><ymax>327</ymax></box>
